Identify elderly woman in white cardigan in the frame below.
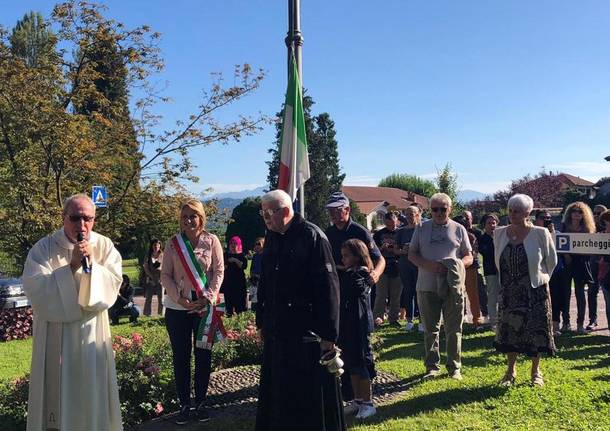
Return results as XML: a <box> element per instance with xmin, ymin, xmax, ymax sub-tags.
<box><xmin>493</xmin><ymin>194</ymin><xmax>557</xmax><ymax>387</ymax></box>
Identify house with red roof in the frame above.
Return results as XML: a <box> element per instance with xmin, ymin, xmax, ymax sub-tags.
<box><xmin>342</xmin><ymin>185</ymin><xmax>429</xmax><ymax>230</ymax></box>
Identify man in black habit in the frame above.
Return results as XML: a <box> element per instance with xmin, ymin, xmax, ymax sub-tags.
<box><xmin>255</xmin><ymin>189</ymin><xmax>346</xmax><ymax>431</ymax></box>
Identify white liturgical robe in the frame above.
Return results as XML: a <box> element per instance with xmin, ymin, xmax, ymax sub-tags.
<box><xmin>22</xmin><ymin>229</ymin><xmax>123</xmax><ymax>431</ymax></box>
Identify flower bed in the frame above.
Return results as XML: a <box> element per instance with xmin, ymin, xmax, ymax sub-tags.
<box><xmin>0</xmin><ymin>312</ymin><xmax>263</xmax><ymax>429</ymax></box>
<box><xmin>0</xmin><ymin>307</ymin><xmax>33</xmax><ymax>342</ymax></box>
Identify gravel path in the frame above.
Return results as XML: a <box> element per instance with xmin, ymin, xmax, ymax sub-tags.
<box><xmin>138</xmin><ymin>366</ymin><xmax>409</xmax><ymax>430</ymax></box>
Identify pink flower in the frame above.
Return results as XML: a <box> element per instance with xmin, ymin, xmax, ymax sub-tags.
<box><xmin>155</xmin><ymin>402</ymin><xmax>164</xmax><ymax>415</ymax></box>
<box><xmin>131</xmin><ymin>332</ymin><xmax>143</xmax><ymax>347</ymax></box>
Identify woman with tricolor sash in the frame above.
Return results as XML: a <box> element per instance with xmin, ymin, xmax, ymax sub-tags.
<box><xmin>161</xmin><ymin>199</ymin><xmax>224</xmax><ymax>425</ymax></box>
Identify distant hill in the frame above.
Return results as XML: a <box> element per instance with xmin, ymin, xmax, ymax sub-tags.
<box><xmin>214</xmin><ymin>197</ymin><xmax>243</xmax><ymax>213</ymax></box>
<box><xmin>205</xmin><ymin>186</ymin><xmax>266</xmax><ymax>201</ymax></box>
<box><xmin>457</xmin><ymin>189</ymin><xmax>488</xmax><ymax>203</ymax></box>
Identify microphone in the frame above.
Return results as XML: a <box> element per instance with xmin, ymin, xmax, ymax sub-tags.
<box><xmin>76</xmin><ymin>233</ymin><xmax>91</xmax><ymax>273</ymax></box>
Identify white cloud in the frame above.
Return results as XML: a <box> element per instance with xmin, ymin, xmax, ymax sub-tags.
<box><xmin>343</xmin><ymin>175</ymin><xmax>381</xmax><ymax>186</ymax></box>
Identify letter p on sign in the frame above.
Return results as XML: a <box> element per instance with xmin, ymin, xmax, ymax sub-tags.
<box><xmin>556</xmin><ymin>234</ymin><xmax>570</xmax><ymax>252</ymax></box>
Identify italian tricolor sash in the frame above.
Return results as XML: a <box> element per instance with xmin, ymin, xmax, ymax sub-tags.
<box><xmin>196</xmin><ymin>295</ymin><xmax>227</xmax><ymax>349</ymax></box>
<box><xmin>172</xmin><ymin>233</ymin><xmax>227</xmax><ymax>350</ymax></box>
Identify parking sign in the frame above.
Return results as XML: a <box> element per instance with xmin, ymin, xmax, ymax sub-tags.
<box><xmin>555</xmin><ymin>234</ymin><xmax>570</xmax><ymax>252</ymax></box>
<box><xmin>554</xmin><ymin>233</ymin><xmax>610</xmax><ymax>254</ymax></box>
<box><xmin>92</xmin><ymin>186</ymin><xmax>108</xmax><ymax>208</ymax></box>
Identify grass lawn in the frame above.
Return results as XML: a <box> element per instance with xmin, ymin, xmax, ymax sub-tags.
<box><xmin>2</xmin><ymin>320</ymin><xmax>609</xmax><ymax>430</ymax></box>
<box><xmin>123</xmin><ymin>258</ymin><xmax>140</xmax><ymax>285</ymax></box>
<box><xmin>349</xmin><ymin>325</ymin><xmax>610</xmax><ymax>431</ymax></box>
<box><xmin>0</xmin><ymin>317</ymin><xmax>167</xmax><ymax>383</ymax></box>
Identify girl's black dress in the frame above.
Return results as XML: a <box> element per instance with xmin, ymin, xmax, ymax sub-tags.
<box><xmin>337</xmin><ymin>266</ymin><xmax>376</xmax><ymax>378</ymax></box>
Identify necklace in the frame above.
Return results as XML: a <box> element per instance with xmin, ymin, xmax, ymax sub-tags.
<box><xmin>509</xmin><ymin>225</ymin><xmax>527</xmax><ymax>241</ymax></box>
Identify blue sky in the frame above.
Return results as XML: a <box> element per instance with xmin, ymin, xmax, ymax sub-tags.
<box><xmin>3</xmin><ymin>0</ymin><xmax>610</xmax><ymax>195</ymax></box>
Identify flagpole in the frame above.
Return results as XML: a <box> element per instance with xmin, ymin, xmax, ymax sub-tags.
<box><xmin>286</xmin><ymin>0</ymin><xmax>305</xmax><ymax>216</ymax></box>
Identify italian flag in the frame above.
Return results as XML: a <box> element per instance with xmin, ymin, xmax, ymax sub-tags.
<box><xmin>278</xmin><ymin>54</ymin><xmax>310</xmax><ymax>201</ymax></box>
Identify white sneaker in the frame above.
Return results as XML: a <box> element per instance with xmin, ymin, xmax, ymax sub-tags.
<box><xmin>418</xmin><ymin>323</ymin><xmax>425</xmax><ymax>333</ymax></box>
<box><xmin>355</xmin><ymin>403</ymin><xmax>377</xmax><ymax>419</ymax></box>
<box><xmin>405</xmin><ymin>321</ymin><xmax>414</xmax><ymax>331</ymax></box>
<box><xmin>343</xmin><ymin>400</ymin><xmax>360</xmax><ymax>415</ymax></box>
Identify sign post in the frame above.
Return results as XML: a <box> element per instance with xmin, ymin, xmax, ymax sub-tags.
<box><xmin>92</xmin><ymin>186</ymin><xmax>108</xmax><ymax>208</ymax></box>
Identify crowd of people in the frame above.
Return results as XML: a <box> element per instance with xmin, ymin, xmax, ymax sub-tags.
<box><xmin>19</xmin><ymin>191</ymin><xmax>610</xmax><ymax>430</ymax></box>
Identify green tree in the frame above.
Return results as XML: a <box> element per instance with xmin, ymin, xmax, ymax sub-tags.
<box><xmin>224</xmin><ymin>197</ymin><xmax>266</xmax><ymax>253</ymax></box>
<box><xmin>349</xmin><ymin>199</ymin><xmax>367</xmax><ymax>226</ymax></box>
<box><xmin>435</xmin><ymin>163</ymin><xmax>463</xmax><ymax>215</ymax></box>
<box><xmin>9</xmin><ymin>11</ymin><xmax>56</xmax><ymax>68</ymax></box>
<box><xmin>0</xmin><ymin>1</ymin><xmax>266</xmax><ymax>266</ymax></box>
<box><xmin>266</xmin><ymin>93</ymin><xmax>345</xmax><ymax>228</ymax></box>
<box><xmin>378</xmin><ymin>173</ymin><xmax>436</xmax><ymax>198</ymax></box>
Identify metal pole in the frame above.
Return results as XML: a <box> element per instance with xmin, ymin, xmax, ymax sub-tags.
<box><xmin>286</xmin><ymin>0</ymin><xmax>305</xmax><ymax>216</ymax></box>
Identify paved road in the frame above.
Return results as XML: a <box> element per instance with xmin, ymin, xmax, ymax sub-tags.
<box><xmin>133</xmin><ymin>288</ymin><xmax>609</xmax><ymax>335</ymax></box>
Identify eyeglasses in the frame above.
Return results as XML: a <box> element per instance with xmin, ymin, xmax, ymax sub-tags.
<box><xmin>431</xmin><ymin>207</ymin><xmax>448</xmax><ymax>213</ymax></box>
<box><xmin>572</xmin><ymin>209</ymin><xmax>583</xmax><ymax>214</ymax></box>
<box><xmin>181</xmin><ymin>214</ymin><xmax>199</xmax><ymax>222</ymax></box>
<box><xmin>327</xmin><ymin>206</ymin><xmax>346</xmax><ymax>214</ymax></box>
<box><xmin>594</xmin><ymin>212</ymin><xmax>603</xmax><ymax>216</ymax></box>
<box><xmin>259</xmin><ymin>207</ymin><xmax>284</xmax><ymax>217</ymax></box>
<box><xmin>67</xmin><ymin>215</ymin><xmax>95</xmax><ymax>223</ymax></box>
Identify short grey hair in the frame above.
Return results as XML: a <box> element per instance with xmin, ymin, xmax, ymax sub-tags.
<box><xmin>507</xmin><ymin>194</ymin><xmax>534</xmax><ymax>213</ymax></box>
<box><xmin>430</xmin><ymin>193</ymin><xmax>452</xmax><ymax>208</ymax></box>
<box><xmin>63</xmin><ymin>194</ymin><xmax>95</xmax><ymax>215</ymax></box>
<box><xmin>261</xmin><ymin>190</ymin><xmax>294</xmax><ymax>213</ymax></box>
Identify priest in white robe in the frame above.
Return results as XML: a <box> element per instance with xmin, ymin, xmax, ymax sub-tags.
<box><xmin>22</xmin><ymin>194</ymin><xmax>123</xmax><ymax>431</ymax></box>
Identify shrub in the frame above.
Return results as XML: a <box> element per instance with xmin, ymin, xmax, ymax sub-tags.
<box><xmin>0</xmin><ymin>375</ymin><xmax>29</xmax><ymax>431</ymax></box>
<box><xmin>0</xmin><ymin>312</ymin><xmax>264</xmax><ymax>428</ymax></box>
<box><xmin>0</xmin><ymin>307</ymin><xmax>33</xmax><ymax>342</ymax></box>
<box><xmin>113</xmin><ymin>333</ymin><xmax>177</xmax><ymax>428</ymax></box>
<box><xmin>212</xmin><ymin>322</ymin><xmax>262</xmax><ymax>370</ymax></box>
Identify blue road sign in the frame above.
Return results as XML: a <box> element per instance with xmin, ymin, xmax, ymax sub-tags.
<box><xmin>92</xmin><ymin>186</ymin><xmax>108</xmax><ymax>208</ymax></box>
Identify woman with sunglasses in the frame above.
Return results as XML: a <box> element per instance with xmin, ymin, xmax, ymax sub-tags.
<box><xmin>560</xmin><ymin>202</ymin><xmax>596</xmax><ymax>334</ymax></box>
<box><xmin>161</xmin><ymin>199</ymin><xmax>224</xmax><ymax>424</ymax></box>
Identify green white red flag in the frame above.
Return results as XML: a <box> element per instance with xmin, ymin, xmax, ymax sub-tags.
<box><xmin>278</xmin><ymin>54</ymin><xmax>310</xmax><ymax>201</ymax></box>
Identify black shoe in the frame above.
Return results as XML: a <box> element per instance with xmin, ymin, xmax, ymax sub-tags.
<box><xmin>173</xmin><ymin>406</ymin><xmax>190</xmax><ymax>425</ymax></box>
<box><xmin>196</xmin><ymin>404</ymin><xmax>210</xmax><ymax>422</ymax></box>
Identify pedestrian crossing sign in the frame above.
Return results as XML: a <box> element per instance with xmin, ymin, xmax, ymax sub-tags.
<box><xmin>92</xmin><ymin>186</ymin><xmax>108</xmax><ymax>208</ymax></box>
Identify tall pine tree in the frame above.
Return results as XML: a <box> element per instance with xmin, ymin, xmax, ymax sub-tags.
<box><xmin>9</xmin><ymin>11</ymin><xmax>56</xmax><ymax>68</ymax></box>
<box><xmin>266</xmin><ymin>92</ymin><xmax>345</xmax><ymax>228</ymax></box>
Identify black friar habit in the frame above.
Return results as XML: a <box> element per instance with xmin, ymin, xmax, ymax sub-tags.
<box><xmin>255</xmin><ymin>213</ymin><xmax>346</xmax><ymax>431</ymax></box>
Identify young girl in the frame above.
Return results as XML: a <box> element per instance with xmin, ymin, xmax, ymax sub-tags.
<box><xmin>338</xmin><ymin>239</ymin><xmax>377</xmax><ymax>419</ymax></box>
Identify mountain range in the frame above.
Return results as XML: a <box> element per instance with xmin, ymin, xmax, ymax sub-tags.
<box><xmin>206</xmin><ymin>186</ymin><xmax>488</xmax><ymax>217</ymax></box>
<box><xmin>205</xmin><ymin>186</ymin><xmax>266</xmax><ymax>201</ymax></box>
<box><xmin>456</xmin><ymin>189</ymin><xmax>489</xmax><ymax>203</ymax></box>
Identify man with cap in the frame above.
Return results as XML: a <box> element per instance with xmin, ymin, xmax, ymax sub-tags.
<box><xmin>324</xmin><ymin>191</ymin><xmax>384</xmax><ymax>409</ymax></box>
